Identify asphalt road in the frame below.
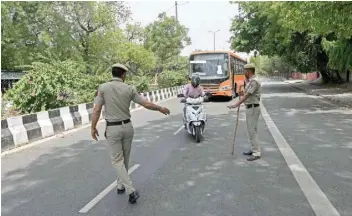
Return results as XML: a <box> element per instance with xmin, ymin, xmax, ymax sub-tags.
<box><xmin>2</xmin><ymin>79</ymin><xmax>351</xmax><ymax>216</ymax></box>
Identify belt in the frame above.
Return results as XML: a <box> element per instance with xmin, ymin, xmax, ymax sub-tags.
<box><xmin>106</xmin><ymin>119</ymin><xmax>131</xmax><ymax>126</ymax></box>
<box><xmin>246</xmin><ymin>104</ymin><xmax>260</xmax><ymax>109</ymax></box>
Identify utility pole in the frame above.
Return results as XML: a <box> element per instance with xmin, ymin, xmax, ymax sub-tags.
<box><xmin>175</xmin><ymin>1</ymin><xmax>178</xmax><ymax>22</ymax></box>
<box><xmin>174</xmin><ymin>1</ymin><xmax>189</xmax><ymax>22</ymax></box>
<box><xmin>175</xmin><ymin>1</ymin><xmax>178</xmax><ymax>63</ymax></box>
<box><xmin>208</xmin><ymin>30</ymin><xmax>220</xmax><ymax>51</ymax></box>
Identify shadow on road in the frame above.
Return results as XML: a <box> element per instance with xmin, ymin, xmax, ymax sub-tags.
<box><xmin>207</xmin><ymin>96</ymin><xmax>233</xmax><ymax>103</ymax></box>
<box><xmin>262</xmin><ymin>81</ymin><xmax>352</xmax><ymax>216</ymax></box>
<box><xmin>112</xmin><ymin>113</ymin><xmax>314</xmax><ymax>216</ymax></box>
<box><xmin>0</xmin><ymin>115</ymin><xmax>183</xmax><ymax>216</ymax></box>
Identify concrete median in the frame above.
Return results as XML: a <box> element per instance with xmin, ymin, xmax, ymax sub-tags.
<box><xmin>1</xmin><ymin>86</ymin><xmax>184</xmax><ymax>152</ymax></box>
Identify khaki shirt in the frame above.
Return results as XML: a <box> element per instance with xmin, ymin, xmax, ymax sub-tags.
<box><xmin>94</xmin><ymin>78</ymin><xmax>144</xmax><ymax>121</ymax></box>
<box><xmin>244</xmin><ymin>75</ymin><xmax>261</xmax><ymax>104</ymax></box>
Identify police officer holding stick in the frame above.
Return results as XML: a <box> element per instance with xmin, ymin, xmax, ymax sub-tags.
<box><xmin>227</xmin><ymin>64</ymin><xmax>262</xmax><ymax>161</ymax></box>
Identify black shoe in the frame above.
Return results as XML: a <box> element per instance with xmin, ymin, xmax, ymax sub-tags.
<box><xmin>128</xmin><ymin>191</ymin><xmax>140</xmax><ymax>204</ymax></box>
<box><xmin>247</xmin><ymin>156</ymin><xmax>261</xmax><ymax>161</ymax></box>
<box><xmin>243</xmin><ymin>151</ymin><xmax>253</xmax><ymax>156</ymax></box>
<box><xmin>117</xmin><ymin>186</ymin><xmax>125</xmax><ymax>194</ymax></box>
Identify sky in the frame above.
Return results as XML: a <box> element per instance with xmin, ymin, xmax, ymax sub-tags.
<box><xmin>127</xmin><ymin>1</ymin><xmax>249</xmax><ymax>60</ymax></box>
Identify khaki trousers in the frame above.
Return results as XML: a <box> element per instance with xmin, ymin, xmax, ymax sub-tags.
<box><xmin>105</xmin><ymin>122</ymin><xmax>135</xmax><ymax>195</ymax></box>
<box><xmin>245</xmin><ymin>106</ymin><xmax>261</xmax><ymax>156</ymax></box>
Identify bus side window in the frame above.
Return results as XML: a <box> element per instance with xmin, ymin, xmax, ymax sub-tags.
<box><xmin>237</xmin><ymin>60</ymin><xmax>240</xmax><ymax>74</ymax></box>
<box><xmin>231</xmin><ymin>58</ymin><xmax>235</xmax><ymax>75</ymax></box>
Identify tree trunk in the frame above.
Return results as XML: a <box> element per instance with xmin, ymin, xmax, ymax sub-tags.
<box><xmin>315</xmin><ymin>36</ymin><xmax>334</xmax><ymax>83</ymax></box>
<box><xmin>334</xmin><ymin>69</ymin><xmax>343</xmax><ymax>84</ymax></box>
<box><xmin>316</xmin><ymin>49</ymin><xmax>332</xmax><ymax>83</ymax></box>
<box><xmin>154</xmin><ymin>73</ymin><xmax>158</xmax><ymax>85</ymax></box>
<box><xmin>346</xmin><ymin>69</ymin><xmax>350</xmax><ymax>83</ymax></box>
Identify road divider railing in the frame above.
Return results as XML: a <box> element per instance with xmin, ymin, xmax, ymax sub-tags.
<box><xmin>1</xmin><ymin>86</ymin><xmax>184</xmax><ymax>152</ymax></box>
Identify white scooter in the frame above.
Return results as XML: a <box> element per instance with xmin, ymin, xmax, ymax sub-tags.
<box><xmin>178</xmin><ymin>94</ymin><xmax>207</xmax><ymax>143</ymax></box>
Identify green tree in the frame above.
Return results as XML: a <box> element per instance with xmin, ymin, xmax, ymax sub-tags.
<box><xmin>88</xmin><ymin>29</ymin><xmax>156</xmax><ymax>76</ymax></box>
<box><xmin>158</xmin><ymin>69</ymin><xmax>188</xmax><ymax>89</ymax></box>
<box><xmin>275</xmin><ymin>2</ymin><xmax>352</xmax><ymax>82</ymax></box>
<box><xmin>276</xmin><ymin>2</ymin><xmax>352</xmax><ymax>39</ymax></box>
<box><xmin>259</xmin><ymin>2</ymin><xmax>352</xmax><ymax>83</ymax></box>
<box><xmin>1</xmin><ymin>2</ymin><xmax>53</xmax><ymax>69</ymax></box>
<box><xmin>1</xmin><ymin>1</ymin><xmax>131</xmax><ymax>71</ymax></box>
<box><xmin>156</xmin><ymin>55</ymin><xmax>189</xmax><ymax>88</ymax></box>
<box><xmin>118</xmin><ymin>42</ymin><xmax>156</xmax><ymax>75</ymax></box>
<box><xmin>53</xmin><ymin>2</ymin><xmax>131</xmax><ymax>68</ymax></box>
<box><xmin>322</xmin><ymin>38</ymin><xmax>352</xmax><ymax>82</ymax></box>
<box><xmin>144</xmin><ymin>12</ymin><xmax>191</xmax><ymax>70</ymax></box>
<box><xmin>250</xmin><ymin>55</ymin><xmax>293</xmax><ymax>77</ymax></box>
<box><xmin>2</xmin><ymin>1</ymin><xmax>189</xmax><ymax>118</ymax></box>
<box><xmin>230</xmin><ymin>2</ymin><xmax>352</xmax><ymax>83</ymax></box>
<box><xmin>125</xmin><ymin>22</ymin><xmax>146</xmax><ymax>44</ymax></box>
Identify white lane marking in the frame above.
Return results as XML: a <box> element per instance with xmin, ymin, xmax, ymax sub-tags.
<box><xmin>2</xmin><ymin>96</ymin><xmax>178</xmax><ymax>157</ymax></box>
<box><xmin>78</xmin><ymin>164</ymin><xmax>140</xmax><ymax>214</ymax></box>
<box><xmin>173</xmin><ymin>125</ymin><xmax>184</xmax><ymax>135</ymax></box>
<box><xmin>260</xmin><ymin>101</ymin><xmax>340</xmax><ymax>216</ymax></box>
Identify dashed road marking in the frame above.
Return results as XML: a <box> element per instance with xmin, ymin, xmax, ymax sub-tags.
<box><xmin>173</xmin><ymin>125</ymin><xmax>184</xmax><ymax>135</ymax></box>
<box><xmin>78</xmin><ymin>164</ymin><xmax>140</xmax><ymax>214</ymax></box>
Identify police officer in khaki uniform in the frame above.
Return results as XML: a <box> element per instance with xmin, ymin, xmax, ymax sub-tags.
<box><xmin>227</xmin><ymin>63</ymin><xmax>261</xmax><ymax>161</ymax></box>
<box><xmin>91</xmin><ymin>64</ymin><xmax>170</xmax><ymax>204</ymax></box>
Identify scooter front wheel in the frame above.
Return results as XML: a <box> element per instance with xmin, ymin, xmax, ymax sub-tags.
<box><xmin>195</xmin><ymin>126</ymin><xmax>201</xmax><ymax>143</ymax></box>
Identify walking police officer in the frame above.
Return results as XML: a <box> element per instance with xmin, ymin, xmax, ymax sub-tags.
<box><xmin>227</xmin><ymin>63</ymin><xmax>262</xmax><ymax>161</ymax></box>
<box><xmin>91</xmin><ymin>64</ymin><xmax>170</xmax><ymax>204</ymax></box>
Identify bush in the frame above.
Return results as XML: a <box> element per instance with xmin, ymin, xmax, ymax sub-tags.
<box><xmin>3</xmin><ymin>58</ymin><xmax>187</xmax><ymax>116</ymax></box>
<box><xmin>4</xmin><ymin>59</ymin><xmax>107</xmax><ymax>114</ymax></box>
<box><xmin>73</xmin><ymin>72</ymin><xmax>111</xmax><ymax>105</ymax></box>
<box><xmin>157</xmin><ymin>70</ymin><xmax>188</xmax><ymax>88</ymax></box>
<box><xmin>1</xmin><ymin>99</ymin><xmax>21</xmax><ymax>119</ymax></box>
<box><xmin>126</xmin><ymin>75</ymin><xmax>153</xmax><ymax>93</ymax></box>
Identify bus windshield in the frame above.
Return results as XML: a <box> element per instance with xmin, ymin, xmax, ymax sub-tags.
<box><xmin>190</xmin><ymin>53</ymin><xmax>228</xmax><ymax>78</ymax></box>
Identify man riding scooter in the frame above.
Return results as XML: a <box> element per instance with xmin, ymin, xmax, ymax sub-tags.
<box><xmin>183</xmin><ymin>75</ymin><xmax>205</xmax><ymax>126</ymax></box>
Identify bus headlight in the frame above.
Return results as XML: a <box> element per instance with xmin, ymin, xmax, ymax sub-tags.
<box><xmin>220</xmin><ymin>85</ymin><xmax>231</xmax><ymax>91</ymax></box>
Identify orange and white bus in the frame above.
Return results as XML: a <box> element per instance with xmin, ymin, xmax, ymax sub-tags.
<box><xmin>189</xmin><ymin>50</ymin><xmax>247</xmax><ymax>99</ymax></box>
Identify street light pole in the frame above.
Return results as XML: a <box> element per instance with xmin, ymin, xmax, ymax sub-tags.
<box><xmin>208</xmin><ymin>30</ymin><xmax>220</xmax><ymax>51</ymax></box>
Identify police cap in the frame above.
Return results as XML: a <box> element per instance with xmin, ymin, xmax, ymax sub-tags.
<box><xmin>244</xmin><ymin>64</ymin><xmax>255</xmax><ymax>69</ymax></box>
<box><xmin>112</xmin><ymin>63</ymin><xmax>129</xmax><ymax>72</ymax></box>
